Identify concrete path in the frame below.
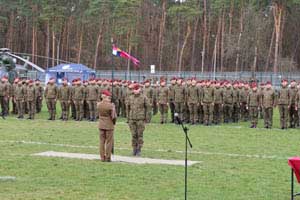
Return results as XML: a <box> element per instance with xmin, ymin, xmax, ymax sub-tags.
<box><xmin>33</xmin><ymin>151</ymin><xmax>200</xmax><ymax>166</ymax></box>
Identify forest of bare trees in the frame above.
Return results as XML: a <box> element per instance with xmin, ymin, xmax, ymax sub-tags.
<box><xmin>0</xmin><ymin>0</ymin><xmax>300</xmax><ymax>73</ymax></box>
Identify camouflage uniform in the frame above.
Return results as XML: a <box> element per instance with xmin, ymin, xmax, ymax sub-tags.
<box><xmin>26</xmin><ymin>84</ymin><xmax>36</xmax><ymax>119</ymax></box>
<box><xmin>296</xmin><ymin>89</ymin><xmax>300</xmax><ymax>127</ymax></box>
<box><xmin>86</xmin><ymin>83</ymin><xmax>99</xmax><ymax>121</ymax></box>
<box><xmin>174</xmin><ymin>84</ymin><xmax>185</xmax><ymax>122</ymax></box>
<box><xmin>73</xmin><ymin>84</ymin><xmax>85</xmax><ymax>121</ymax></box>
<box><xmin>120</xmin><ymin>84</ymin><xmax>127</xmax><ymax>117</ymax></box>
<box><xmin>261</xmin><ymin>87</ymin><xmax>275</xmax><ymax>128</ymax></box>
<box><xmin>0</xmin><ymin>80</ymin><xmax>10</xmax><ymax>116</ymax></box>
<box><xmin>247</xmin><ymin>88</ymin><xmax>260</xmax><ymax>127</ymax></box>
<box><xmin>197</xmin><ymin>84</ymin><xmax>204</xmax><ymax>124</ymax></box>
<box><xmin>158</xmin><ymin>84</ymin><xmax>169</xmax><ymax>124</ymax></box>
<box><xmin>152</xmin><ymin>85</ymin><xmax>159</xmax><ymax>116</ymax></box>
<box><xmin>143</xmin><ymin>85</ymin><xmax>154</xmax><ymax>123</ymax></box>
<box><xmin>168</xmin><ymin>83</ymin><xmax>176</xmax><ymax>123</ymax></box>
<box><xmin>44</xmin><ymin>83</ymin><xmax>58</xmax><ymax>120</ymax></box>
<box><xmin>128</xmin><ymin>92</ymin><xmax>150</xmax><ymax>156</ymax></box>
<box><xmin>58</xmin><ymin>84</ymin><xmax>71</xmax><ymax>121</ymax></box>
<box><xmin>277</xmin><ymin>85</ymin><xmax>290</xmax><ymax>129</ymax></box>
<box><xmin>239</xmin><ymin>87</ymin><xmax>249</xmax><ymax>121</ymax></box>
<box><xmin>223</xmin><ymin>86</ymin><xmax>233</xmax><ymax>123</ymax></box>
<box><xmin>232</xmin><ymin>87</ymin><xmax>240</xmax><ymax>123</ymax></box>
<box><xmin>187</xmin><ymin>84</ymin><xmax>199</xmax><ymax>124</ymax></box>
<box><xmin>202</xmin><ymin>84</ymin><xmax>214</xmax><ymax>125</ymax></box>
<box><xmin>14</xmin><ymin>83</ymin><xmax>25</xmax><ymax>118</ymax></box>
<box><xmin>35</xmin><ymin>83</ymin><xmax>44</xmax><ymax>113</ymax></box>
<box><xmin>213</xmin><ymin>85</ymin><xmax>223</xmax><ymax>124</ymax></box>
<box><xmin>289</xmin><ymin>86</ymin><xmax>298</xmax><ymax>128</ymax></box>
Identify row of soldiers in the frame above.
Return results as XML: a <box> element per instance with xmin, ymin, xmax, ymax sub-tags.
<box><xmin>1</xmin><ymin>75</ymin><xmax>300</xmax><ymax>129</ymax></box>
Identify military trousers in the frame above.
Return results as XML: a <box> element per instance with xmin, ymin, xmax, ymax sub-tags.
<box><xmin>249</xmin><ymin>106</ymin><xmax>258</xmax><ymax>125</ymax></box>
<box><xmin>36</xmin><ymin>97</ymin><xmax>43</xmax><ymax>113</ymax></box>
<box><xmin>27</xmin><ymin>100</ymin><xmax>35</xmax><ymax>119</ymax></box>
<box><xmin>197</xmin><ymin>104</ymin><xmax>204</xmax><ymax>124</ymax></box>
<box><xmin>175</xmin><ymin>102</ymin><xmax>184</xmax><ymax>121</ymax></box>
<box><xmin>60</xmin><ymin>100</ymin><xmax>70</xmax><ymax>120</ymax></box>
<box><xmin>223</xmin><ymin>104</ymin><xmax>233</xmax><ymax>123</ymax></box>
<box><xmin>74</xmin><ymin>100</ymin><xmax>83</xmax><ymax>120</ymax></box>
<box><xmin>12</xmin><ymin>96</ymin><xmax>17</xmax><ymax>114</ymax></box>
<box><xmin>263</xmin><ymin>107</ymin><xmax>273</xmax><ymax>128</ymax></box>
<box><xmin>278</xmin><ymin>105</ymin><xmax>289</xmax><ymax>129</ymax></box>
<box><xmin>153</xmin><ymin>100</ymin><xmax>158</xmax><ymax>116</ymax></box>
<box><xmin>203</xmin><ymin>103</ymin><xmax>213</xmax><ymax>125</ymax></box>
<box><xmin>16</xmin><ymin>100</ymin><xmax>24</xmax><ymax>118</ymax></box>
<box><xmin>232</xmin><ymin>103</ymin><xmax>240</xmax><ymax>122</ymax></box>
<box><xmin>0</xmin><ymin>96</ymin><xmax>8</xmax><ymax>116</ymax></box>
<box><xmin>99</xmin><ymin>129</ymin><xmax>114</xmax><ymax>161</ymax></box>
<box><xmin>213</xmin><ymin>103</ymin><xmax>222</xmax><ymax>124</ymax></box>
<box><xmin>88</xmin><ymin>100</ymin><xmax>97</xmax><ymax>120</ymax></box>
<box><xmin>169</xmin><ymin>101</ymin><xmax>175</xmax><ymax>122</ymax></box>
<box><xmin>289</xmin><ymin>104</ymin><xmax>298</xmax><ymax>128</ymax></box>
<box><xmin>129</xmin><ymin>120</ymin><xmax>145</xmax><ymax>149</ymax></box>
<box><xmin>240</xmin><ymin>102</ymin><xmax>248</xmax><ymax>121</ymax></box>
<box><xmin>159</xmin><ymin>103</ymin><xmax>168</xmax><ymax>123</ymax></box>
<box><xmin>46</xmin><ymin>98</ymin><xmax>56</xmax><ymax>119</ymax></box>
<box><xmin>188</xmin><ymin>103</ymin><xmax>198</xmax><ymax>123</ymax></box>
<box><xmin>120</xmin><ymin>99</ymin><xmax>126</xmax><ymax>117</ymax></box>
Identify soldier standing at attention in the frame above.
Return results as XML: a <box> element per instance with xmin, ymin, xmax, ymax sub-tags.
<box><xmin>168</xmin><ymin>77</ymin><xmax>176</xmax><ymax>123</ymax></box>
<box><xmin>197</xmin><ymin>81</ymin><xmax>204</xmax><ymax>124</ymax></box>
<box><xmin>259</xmin><ymin>83</ymin><xmax>265</xmax><ymax>119</ymax></box>
<box><xmin>261</xmin><ymin>81</ymin><xmax>275</xmax><ymax>129</ymax></box>
<box><xmin>239</xmin><ymin>82</ymin><xmax>248</xmax><ymax>121</ymax></box>
<box><xmin>232</xmin><ymin>82</ymin><xmax>240</xmax><ymax>123</ymax></box>
<box><xmin>143</xmin><ymin>80</ymin><xmax>153</xmax><ymax>123</ymax></box>
<box><xmin>295</xmin><ymin>82</ymin><xmax>300</xmax><ymax>127</ymax></box>
<box><xmin>58</xmin><ymin>78</ymin><xmax>71</xmax><ymax>121</ymax></box>
<box><xmin>120</xmin><ymin>81</ymin><xmax>128</xmax><ymax>117</ymax></box>
<box><xmin>97</xmin><ymin>90</ymin><xmax>117</xmax><ymax>162</ymax></box>
<box><xmin>213</xmin><ymin>81</ymin><xmax>223</xmax><ymax>125</ymax></box>
<box><xmin>11</xmin><ymin>78</ymin><xmax>19</xmax><ymax>114</ymax></box>
<box><xmin>44</xmin><ymin>78</ymin><xmax>58</xmax><ymax>120</ymax></box>
<box><xmin>289</xmin><ymin>80</ymin><xmax>298</xmax><ymax>128</ymax></box>
<box><xmin>277</xmin><ymin>79</ymin><xmax>290</xmax><ymax>129</ymax></box>
<box><xmin>86</xmin><ymin>78</ymin><xmax>99</xmax><ymax>122</ymax></box>
<box><xmin>174</xmin><ymin>78</ymin><xmax>185</xmax><ymax>123</ymax></box>
<box><xmin>128</xmin><ymin>84</ymin><xmax>150</xmax><ymax>156</ymax></box>
<box><xmin>0</xmin><ymin>76</ymin><xmax>10</xmax><ymax>117</ymax></box>
<box><xmin>158</xmin><ymin>79</ymin><xmax>169</xmax><ymax>124</ymax></box>
<box><xmin>26</xmin><ymin>80</ymin><xmax>36</xmax><ymax>120</ymax></box>
<box><xmin>35</xmin><ymin>79</ymin><xmax>44</xmax><ymax>113</ymax></box>
<box><xmin>187</xmin><ymin>78</ymin><xmax>199</xmax><ymax>125</ymax></box>
<box><xmin>14</xmin><ymin>80</ymin><xmax>25</xmax><ymax>119</ymax></box>
<box><xmin>202</xmin><ymin>80</ymin><xmax>214</xmax><ymax>126</ymax></box>
<box><xmin>152</xmin><ymin>82</ymin><xmax>159</xmax><ymax>116</ymax></box>
<box><xmin>73</xmin><ymin>79</ymin><xmax>85</xmax><ymax>121</ymax></box>
<box><xmin>70</xmin><ymin>79</ymin><xmax>77</xmax><ymax>120</ymax></box>
<box><xmin>247</xmin><ymin>83</ymin><xmax>260</xmax><ymax>128</ymax></box>
<box><xmin>223</xmin><ymin>81</ymin><xmax>233</xmax><ymax>123</ymax></box>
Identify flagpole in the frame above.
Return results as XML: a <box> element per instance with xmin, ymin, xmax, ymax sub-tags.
<box><xmin>111</xmin><ymin>38</ymin><xmax>115</xmax><ymax>155</ymax></box>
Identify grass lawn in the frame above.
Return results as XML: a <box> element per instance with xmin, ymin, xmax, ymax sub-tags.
<box><xmin>0</xmin><ymin>104</ymin><xmax>299</xmax><ymax>200</ymax></box>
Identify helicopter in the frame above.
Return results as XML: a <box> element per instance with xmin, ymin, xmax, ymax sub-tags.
<box><xmin>0</xmin><ymin>48</ymin><xmax>45</xmax><ymax>83</ymax></box>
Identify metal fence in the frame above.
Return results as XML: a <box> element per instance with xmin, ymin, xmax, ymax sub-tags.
<box><xmin>22</xmin><ymin>70</ymin><xmax>300</xmax><ymax>87</ymax></box>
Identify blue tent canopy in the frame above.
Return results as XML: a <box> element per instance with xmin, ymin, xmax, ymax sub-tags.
<box><xmin>45</xmin><ymin>63</ymin><xmax>96</xmax><ymax>85</ymax></box>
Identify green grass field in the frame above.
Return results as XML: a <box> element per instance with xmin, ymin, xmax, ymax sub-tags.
<box><xmin>1</xmin><ymin>105</ymin><xmax>300</xmax><ymax>200</ymax></box>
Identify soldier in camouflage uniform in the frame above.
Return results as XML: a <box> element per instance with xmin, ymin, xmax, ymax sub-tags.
<box><xmin>223</xmin><ymin>81</ymin><xmax>233</xmax><ymax>123</ymax></box>
<box><xmin>197</xmin><ymin>81</ymin><xmax>204</xmax><ymax>124</ymax></box>
<box><xmin>143</xmin><ymin>80</ymin><xmax>153</xmax><ymax>123</ymax></box>
<box><xmin>0</xmin><ymin>76</ymin><xmax>10</xmax><ymax>117</ymax></box>
<box><xmin>111</xmin><ymin>80</ymin><xmax>120</xmax><ymax>116</ymax></box>
<box><xmin>295</xmin><ymin>82</ymin><xmax>300</xmax><ymax>127</ymax></box>
<box><xmin>184</xmin><ymin>79</ymin><xmax>191</xmax><ymax>123</ymax></box>
<box><xmin>158</xmin><ymin>79</ymin><xmax>169</xmax><ymax>124</ymax></box>
<box><xmin>232</xmin><ymin>82</ymin><xmax>240</xmax><ymax>123</ymax></box>
<box><xmin>86</xmin><ymin>78</ymin><xmax>99</xmax><ymax>121</ymax></box>
<box><xmin>83</xmin><ymin>81</ymin><xmax>89</xmax><ymax>120</ymax></box>
<box><xmin>213</xmin><ymin>81</ymin><xmax>223</xmax><ymax>125</ymax></box>
<box><xmin>187</xmin><ymin>78</ymin><xmax>199</xmax><ymax>124</ymax></box>
<box><xmin>70</xmin><ymin>79</ymin><xmax>77</xmax><ymax>120</ymax></box>
<box><xmin>26</xmin><ymin>80</ymin><xmax>36</xmax><ymax>119</ymax></box>
<box><xmin>14</xmin><ymin>80</ymin><xmax>25</xmax><ymax>119</ymax></box>
<box><xmin>259</xmin><ymin>83</ymin><xmax>265</xmax><ymax>119</ymax></box>
<box><xmin>174</xmin><ymin>78</ymin><xmax>185</xmax><ymax>123</ymax></box>
<box><xmin>73</xmin><ymin>79</ymin><xmax>85</xmax><ymax>121</ymax></box>
<box><xmin>152</xmin><ymin>82</ymin><xmax>159</xmax><ymax>116</ymax></box>
<box><xmin>35</xmin><ymin>79</ymin><xmax>44</xmax><ymax>113</ymax></box>
<box><xmin>120</xmin><ymin>81</ymin><xmax>128</xmax><ymax>117</ymax></box>
<box><xmin>202</xmin><ymin>80</ymin><xmax>214</xmax><ymax>126</ymax></box>
<box><xmin>277</xmin><ymin>79</ymin><xmax>290</xmax><ymax>129</ymax></box>
<box><xmin>128</xmin><ymin>84</ymin><xmax>150</xmax><ymax>156</ymax></box>
<box><xmin>168</xmin><ymin>77</ymin><xmax>176</xmax><ymax>123</ymax></box>
<box><xmin>261</xmin><ymin>81</ymin><xmax>275</xmax><ymax>128</ymax></box>
<box><xmin>239</xmin><ymin>82</ymin><xmax>249</xmax><ymax>121</ymax></box>
<box><xmin>247</xmin><ymin>83</ymin><xmax>260</xmax><ymax>128</ymax></box>
<box><xmin>58</xmin><ymin>78</ymin><xmax>71</xmax><ymax>121</ymax></box>
<box><xmin>44</xmin><ymin>78</ymin><xmax>58</xmax><ymax>120</ymax></box>
<box><xmin>11</xmin><ymin>78</ymin><xmax>19</xmax><ymax>114</ymax></box>
<box><xmin>289</xmin><ymin>80</ymin><xmax>298</xmax><ymax>128</ymax></box>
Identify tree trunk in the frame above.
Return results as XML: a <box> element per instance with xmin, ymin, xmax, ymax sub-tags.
<box><xmin>158</xmin><ymin>0</ymin><xmax>167</xmax><ymax>71</ymax></box>
<box><xmin>191</xmin><ymin>17</ymin><xmax>199</xmax><ymax>72</ymax></box>
<box><xmin>46</xmin><ymin>21</ymin><xmax>50</xmax><ymax>68</ymax></box>
<box><xmin>273</xmin><ymin>3</ymin><xmax>283</xmax><ymax>74</ymax></box>
<box><xmin>201</xmin><ymin>0</ymin><xmax>207</xmax><ymax>73</ymax></box>
<box><xmin>94</xmin><ymin>21</ymin><xmax>104</xmax><ymax>70</ymax></box>
<box><xmin>52</xmin><ymin>30</ymin><xmax>55</xmax><ymax>67</ymax></box>
<box><xmin>176</xmin><ymin>15</ymin><xmax>181</xmax><ymax>70</ymax></box>
<box><xmin>235</xmin><ymin>5</ymin><xmax>243</xmax><ymax>74</ymax></box>
<box><xmin>220</xmin><ymin>9</ymin><xmax>226</xmax><ymax>73</ymax></box>
<box><xmin>178</xmin><ymin>23</ymin><xmax>191</xmax><ymax>73</ymax></box>
<box><xmin>77</xmin><ymin>25</ymin><xmax>83</xmax><ymax>64</ymax></box>
<box><xmin>265</xmin><ymin>26</ymin><xmax>275</xmax><ymax>72</ymax></box>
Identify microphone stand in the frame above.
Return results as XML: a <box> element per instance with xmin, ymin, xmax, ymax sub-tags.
<box><xmin>176</xmin><ymin>115</ymin><xmax>193</xmax><ymax>200</ymax></box>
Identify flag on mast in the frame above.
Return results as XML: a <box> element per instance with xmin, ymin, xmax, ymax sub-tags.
<box><xmin>112</xmin><ymin>45</ymin><xmax>140</xmax><ymax>66</ymax></box>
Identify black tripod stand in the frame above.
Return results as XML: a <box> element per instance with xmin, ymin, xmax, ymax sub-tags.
<box><xmin>175</xmin><ymin>113</ymin><xmax>193</xmax><ymax>200</ymax></box>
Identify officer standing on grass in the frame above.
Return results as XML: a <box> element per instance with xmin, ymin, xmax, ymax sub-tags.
<box><xmin>247</xmin><ymin>83</ymin><xmax>260</xmax><ymax>128</ymax></box>
<box><xmin>97</xmin><ymin>90</ymin><xmax>117</xmax><ymax>162</ymax></box>
<box><xmin>277</xmin><ymin>79</ymin><xmax>290</xmax><ymax>129</ymax></box>
<box><xmin>44</xmin><ymin>78</ymin><xmax>58</xmax><ymax>120</ymax></box>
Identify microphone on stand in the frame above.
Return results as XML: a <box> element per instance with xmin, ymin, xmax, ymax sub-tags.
<box><xmin>174</xmin><ymin>113</ymin><xmax>182</xmax><ymax>124</ymax></box>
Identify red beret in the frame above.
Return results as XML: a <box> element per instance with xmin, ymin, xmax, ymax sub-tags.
<box><xmin>102</xmin><ymin>90</ymin><xmax>111</xmax><ymax>97</ymax></box>
<box><xmin>266</xmin><ymin>81</ymin><xmax>272</xmax><ymax>85</ymax></box>
<box><xmin>133</xmin><ymin>84</ymin><xmax>140</xmax><ymax>90</ymax></box>
<box><xmin>251</xmin><ymin>83</ymin><xmax>257</xmax><ymax>88</ymax></box>
<box><xmin>29</xmin><ymin>80</ymin><xmax>34</xmax><ymax>84</ymax></box>
<box><xmin>282</xmin><ymin>79</ymin><xmax>288</xmax><ymax>83</ymax></box>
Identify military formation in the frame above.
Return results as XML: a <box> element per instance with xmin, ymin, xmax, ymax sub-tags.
<box><xmin>1</xmin><ymin>76</ymin><xmax>300</xmax><ymax>131</ymax></box>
